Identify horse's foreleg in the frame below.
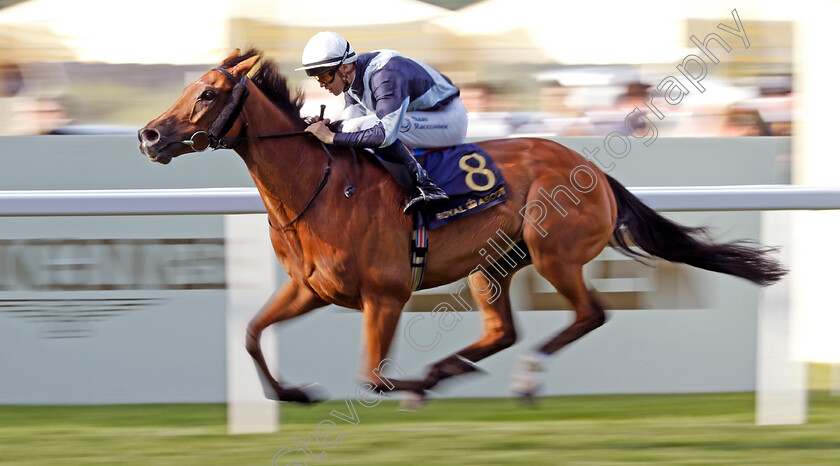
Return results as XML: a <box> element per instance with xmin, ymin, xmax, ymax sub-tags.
<box><xmin>246</xmin><ymin>280</ymin><xmax>327</xmax><ymax>403</ymax></box>
<box><xmin>358</xmin><ymin>293</ymin><xmax>417</xmax><ymax>398</ymax></box>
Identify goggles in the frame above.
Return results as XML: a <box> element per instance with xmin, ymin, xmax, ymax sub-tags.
<box><xmin>312</xmin><ymin>66</ymin><xmax>339</xmax><ymax>85</ymax></box>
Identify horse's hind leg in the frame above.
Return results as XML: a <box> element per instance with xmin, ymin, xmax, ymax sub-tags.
<box><xmin>511</xmin><ymin>168</ymin><xmax>615</xmax><ymax>399</ymax></box>
<box><xmin>374</xmin><ymin>265</ymin><xmax>524</xmax><ymax>409</ymax></box>
<box><xmin>511</xmin><ymin>259</ymin><xmax>607</xmax><ymax>398</ymax></box>
<box><xmin>246</xmin><ymin>280</ymin><xmax>327</xmax><ymax>403</ymax></box>
<box><xmin>416</xmin><ymin>266</ymin><xmax>521</xmax><ymax>391</ymax></box>
<box><xmin>535</xmin><ymin>264</ymin><xmax>606</xmax><ymax>354</ymax></box>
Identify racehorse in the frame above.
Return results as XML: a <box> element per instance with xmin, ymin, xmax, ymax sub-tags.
<box><xmin>138</xmin><ymin>49</ymin><xmax>786</xmax><ymax>404</ymax></box>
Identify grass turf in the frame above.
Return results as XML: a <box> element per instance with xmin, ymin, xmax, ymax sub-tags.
<box><xmin>1</xmin><ymin>392</ymin><xmax>838</xmax><ymax>465</ymax></box>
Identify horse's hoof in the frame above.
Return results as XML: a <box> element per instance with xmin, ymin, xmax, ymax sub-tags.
<box><xmin>399</xmin><ymin>390</ymin><xmax>427</xmax><ymax>412</ymax></box>
<box><xmin>509</xmin><ymin>351</ymin><xmax>546</xmax><ymax>403</ymax></box>
<box><xmin>515</xmin><ymin>390</ymin><xmax>539</xmax><ymax>407</ymax></box>
<box><xmin>372</xmin><ymin>378</ymin><xmax>427</xmax><ymax>393</ymax></box>
<box><xmin>278</xmin><ymin>383</ymin><xmax>326</xmax><ymax>404</ymax></box>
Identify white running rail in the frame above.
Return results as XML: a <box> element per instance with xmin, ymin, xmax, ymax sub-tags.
<box><xmin>1</xmin><ymin>185</ymin><xmax>840</xmax><ymax>216</ymax></box>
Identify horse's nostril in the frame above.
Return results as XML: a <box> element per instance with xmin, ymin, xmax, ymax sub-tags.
<box><xmin>139</xmin><ymin>128</ymin><xmax>160</xmax><ymax>144</ymax></box>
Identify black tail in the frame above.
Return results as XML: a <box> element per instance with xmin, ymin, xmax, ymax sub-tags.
<box><xmin>606</xmin><ymin>175</ymin><xmax>787</xmax><ymax>287</ymax></box>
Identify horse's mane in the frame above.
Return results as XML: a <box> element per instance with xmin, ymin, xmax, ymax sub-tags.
<box><xmin>222</xmin><ymin>48</ymin><xmax>306</xmax><ymax>129</ymax></box>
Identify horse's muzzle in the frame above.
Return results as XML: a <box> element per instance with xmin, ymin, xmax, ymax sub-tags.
<box><xmin>138</xmin><ymin>126</ymin><xmax>161</xmax><ymax>159</ymax></box>
<box><xmin>138</xmin><ymin>125</ymin><xmax>177</xmax><ymax>164</ymax></box>
<box><xmin>138</xmin><ymin>127</ymin><xmax>160</xmax><ymax>146</ymax></box>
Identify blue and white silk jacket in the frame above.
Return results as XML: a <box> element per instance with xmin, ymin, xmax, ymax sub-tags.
<box><xmin>333</xmin><ymin>50</ymin><xmax>460</xmax><ymax>149</ymax></box>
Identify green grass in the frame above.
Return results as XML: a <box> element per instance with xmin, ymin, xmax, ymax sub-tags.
<box><xmin>1</xmin><ymin>392</ymin><xmax>838</xmax><ymax>465</ymax></box>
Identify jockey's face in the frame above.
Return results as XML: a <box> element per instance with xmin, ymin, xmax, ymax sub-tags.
<box><xmin>318</xmin><ymin>64</ymin><xmax>353</xmax><ymax>96</ymax></box>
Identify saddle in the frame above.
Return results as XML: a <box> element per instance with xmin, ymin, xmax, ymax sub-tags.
<box><xmin>368</xmin><ymin>143</ymin><xmax>509</xmax><ymax>290</ymax></box>
<box><xmin>369</xmin><ymin>143</ymin><xmax>508</xmax><ymax>229</ymax></box>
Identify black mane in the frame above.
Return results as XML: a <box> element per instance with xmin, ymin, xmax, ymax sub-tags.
<box><xmin>223</xmin><ymin>48</ymin><xmax>306</xmax><ymax>128</ymax></box>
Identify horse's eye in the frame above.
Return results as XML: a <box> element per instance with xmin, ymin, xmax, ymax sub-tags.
<box><xmin>198</xmin><ymin>90</ymin><xmax>217</xmax><ymax>101</ymax></box>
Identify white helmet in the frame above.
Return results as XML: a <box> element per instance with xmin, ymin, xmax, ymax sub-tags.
<box><xmin>296</xmin><ymin>31</ymin><xmax>357</xmax><ymax>76</ymax></box>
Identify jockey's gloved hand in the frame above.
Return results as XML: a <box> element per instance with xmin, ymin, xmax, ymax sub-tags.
<box><xmin>303</xmin><ymin>116</ymin><xmax>343</xmax><ymax>133</ymax></box>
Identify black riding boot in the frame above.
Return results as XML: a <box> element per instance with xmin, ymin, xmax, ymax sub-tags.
<box><xmin>376</xmin><ymin>141</ymin><xmax>448</xmax><ymax>214</ymax></box>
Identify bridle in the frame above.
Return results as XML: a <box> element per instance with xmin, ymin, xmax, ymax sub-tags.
<box><xmin>179</xmin><ymin>66</ymin><xmax>305</xmax><ymax>152</ymax></box>
<box><xmin>182</xmin><ymin>66</ymin><xmax>356</xmax><ymax>229</ymax></box>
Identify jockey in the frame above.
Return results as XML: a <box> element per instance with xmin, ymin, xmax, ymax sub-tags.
<box><xmin>298</xmin><ymin>31</ymin><xmax>468</xmax><ymax>214</ymax></box>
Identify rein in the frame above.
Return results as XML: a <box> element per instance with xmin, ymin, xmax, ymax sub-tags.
<box><xmin>182</xmin><ymin>66</ymin><xmax>356</xmax><ymax>230</ymax></box>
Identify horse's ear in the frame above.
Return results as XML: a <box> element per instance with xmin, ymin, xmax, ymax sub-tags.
<box><xmin>221</xmin><ymin>49</ymin><xmax>241</xmax><ymax>65</ymax></box>
<box><xmin>230</xmin><ymin>54</ymin><xmax>261</xmax><ymax>78</ymax></box>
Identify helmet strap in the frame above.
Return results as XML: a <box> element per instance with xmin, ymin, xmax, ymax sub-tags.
<box><xmin>340</xmin><ymin>63</ymin><xmax>354</xmax><ymax>92</ymax></box>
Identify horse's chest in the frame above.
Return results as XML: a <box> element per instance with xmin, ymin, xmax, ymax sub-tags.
<box><xmin>269</xmin><ymin>230</ymin><xmax>360</xmax><ymax>306</ymax></box>
<box><xmin>304</xmin><ymin>268</ymin><xmax>359</xmax><ymax>307</ymax></box>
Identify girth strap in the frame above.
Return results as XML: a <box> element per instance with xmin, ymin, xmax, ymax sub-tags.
<box><xmin>410</xmin><ymin>211</ymin><xmax>428</xmax><ymax>291</ymax></box>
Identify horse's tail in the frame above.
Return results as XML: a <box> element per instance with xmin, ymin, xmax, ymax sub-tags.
<box><xmin>605</xmin><ymin>174</ymin><xmax>787</xmax><ymax>286</ymax></box>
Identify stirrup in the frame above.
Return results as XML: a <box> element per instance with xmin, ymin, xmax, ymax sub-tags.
<box><xmin>419</xmin><ymin>186</ymin><xmax>448</xmax><ymax>201</ymax></box>
<box><xmin>403</xmin><ymin>190</ymin><xmax>448</xmax><ymax>215</ymax></box>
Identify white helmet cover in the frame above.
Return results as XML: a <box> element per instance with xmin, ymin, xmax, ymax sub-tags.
<box><xmin>296</xmin><ymin>31</ymin><xmax>357</xmax><ymax>73</ymax></box>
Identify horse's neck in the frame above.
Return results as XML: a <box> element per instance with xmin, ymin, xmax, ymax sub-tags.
<box><xmin>235</xmin><ymin>93</ymin><xmax>324</xmax><ymax>228</ymax></box>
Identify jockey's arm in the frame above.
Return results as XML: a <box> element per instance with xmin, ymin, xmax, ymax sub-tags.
<box><xmin>332</xmin><ymin>69</ymin><xmax>409</xmax><ymax>149</ymax></box>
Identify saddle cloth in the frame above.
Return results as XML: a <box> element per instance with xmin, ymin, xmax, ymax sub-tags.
<box><xmin>404</xmin><ymin>143</ymin><xmax>508</xmax><ymax>290</ymax></box>
<box><xmin>413</xmin><ymin>143</ymin><xmax>508</xmax><ymax>229</ymax></box>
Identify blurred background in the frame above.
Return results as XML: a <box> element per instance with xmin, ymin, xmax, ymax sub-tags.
<box><xmin>0</xmin><ymin>0</ymin><xmax>792</xmax><ymax>138</ymax></box>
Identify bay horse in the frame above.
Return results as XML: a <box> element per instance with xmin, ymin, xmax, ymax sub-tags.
<box><xmin>138</xmin><ymin>49</ymin><xmax>786</xmax><ymax>404</ymax></box>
